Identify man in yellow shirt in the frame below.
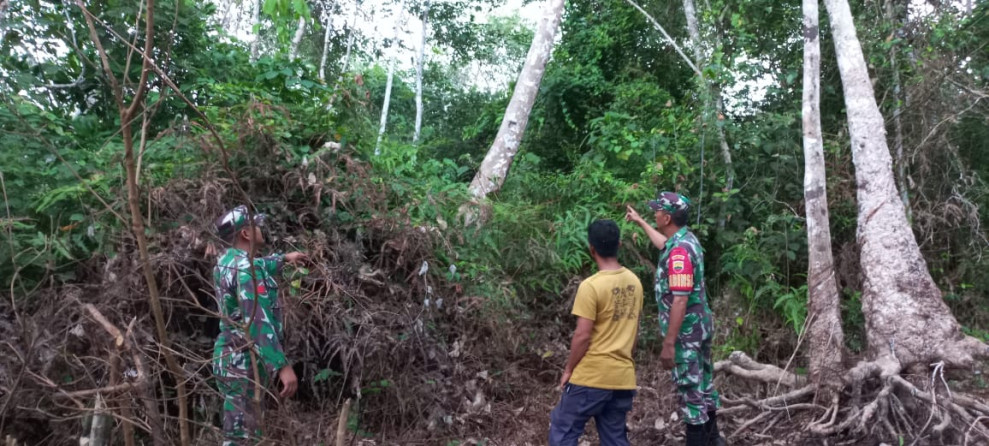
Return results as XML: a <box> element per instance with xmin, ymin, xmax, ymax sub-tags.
<box><xmin>550</xmin><ymin>219</ymin><xmax>644</xmax><ymax>446</ymax></box>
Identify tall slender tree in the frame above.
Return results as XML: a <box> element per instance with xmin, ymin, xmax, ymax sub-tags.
<box><xmin>76</xmin><ymin>0</ymin><xmax>190</xmax><ymax>443</ymax></box>
<box><xmin>413</xmin><ymin>0</ymin><xmax>430</xmax><ymax>145</ymax></box>
<box><xmin>681</xmin><ymin>0</ymin><xmax>703</xmax><ymax>63</ymax></box>
<box><xmin>250</xmin><ymin>0</ymin><xmax>262</xmax><ymax>61</ymax></box>
<box><xmin>319</xmin><ymin>9</ymin><xmax>333</xmax><ymax>80</ymax></box>
<box><xmin>341</xmin><ymin>0</ymin><xmax>357</xmax><ymax>74</ymax></box>
<box><xmin>680</xmin><ymin>0</ymin><xmax>734</xmax><ymax>227</ymax></box>
<box><xmin>801</xmin><ymin>0</ymin><xmax>844</xmax><ymax>397</ymax></box>
<box><xmin>289</xmin><ymin>15</ymin><xmax>307</xmax><ymax>60</ymax></box>
<box><xmin>375</xmin><ymin>0</ymin><xmax>405</xmax><ymax>156</ymax></box>
<box><xmin>467</xmin><ymin>0</ymin><xmax>565</xmax><ymax>200</ymax></box>
<box><xmin>823</xmin><ymin>0</ymin><xmax>984</xmax><ymax>368</ymax></box>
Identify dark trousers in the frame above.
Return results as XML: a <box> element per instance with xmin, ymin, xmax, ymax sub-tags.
<box><xmin>548</xmin><ymin>383</ymin><xmax>636</xmax><ymax>446</ymax></box>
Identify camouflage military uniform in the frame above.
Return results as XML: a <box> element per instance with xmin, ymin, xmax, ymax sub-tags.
<box><xmin>652</xmin><ymin>196</ymin><xmax>720</xmax><ymax>426</ymax></box>
<box><xmin>213</xmin><ymin>206</ymin><xmax>288</xmax><ymax>445</ymax></box>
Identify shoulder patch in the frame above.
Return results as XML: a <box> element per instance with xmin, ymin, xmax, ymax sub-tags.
<box><xmin>667</xmin><ymin>247</ymin><xmax>694</xmax><ymax>292</ymax></box>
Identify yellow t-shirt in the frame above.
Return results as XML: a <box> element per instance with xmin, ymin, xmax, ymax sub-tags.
<box><xmin>568</xmin><ymin>267</ymin><xmax>643</xmax><ymax>390</ymax></box>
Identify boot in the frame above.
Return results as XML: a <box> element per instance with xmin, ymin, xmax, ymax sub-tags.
<box><xmin>705</xmin><ymin>410</ymin><xmax>726</xmax><ymax>446</ymax></box>
<box><xmin>685</xmin><ymin>423</ymin><xmax>707</xmax><ymax>446</ymax></box>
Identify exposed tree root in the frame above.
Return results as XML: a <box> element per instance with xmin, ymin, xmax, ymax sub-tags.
<box><xmin>715</xmin><ymin>351</ymin><xmax>807</xmax><ymax>388</ymax></box>
<box><xmin>716</xmin><ymin>349</ymin><xmax>989</xmax><ymax>444</ymax></box>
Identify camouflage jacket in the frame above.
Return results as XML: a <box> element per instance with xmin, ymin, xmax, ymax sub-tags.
<box><xmin>213</xmin><ymin>248</ymin><xmax>287</xmax><ymax>377</ymax></box>
<box><xmin>656</xmin><ymin>227</ymin><xmax>714</xmax><ymax>359</ymax></box>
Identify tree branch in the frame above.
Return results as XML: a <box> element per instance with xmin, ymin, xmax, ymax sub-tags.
<box><xmin>623</xmin><ymin>0</ymin><xmax>703</xmax><ymax>77</ymax></box>
<box><xmin>125</xmin><ymin>0</ymin><xmax>154</xmax><ymax>119</ymax></box>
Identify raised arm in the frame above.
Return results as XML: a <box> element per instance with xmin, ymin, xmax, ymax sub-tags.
<box><xmin>625</xmin><ymin>205</ymin><xmax>668</xmax><ymax>250</ymax></box>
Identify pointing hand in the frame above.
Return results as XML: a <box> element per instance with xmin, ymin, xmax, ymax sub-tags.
<box><xmin>625</xmin><ymin>205</ymin><xmax>643</xmax><ymax>224</ymax></box>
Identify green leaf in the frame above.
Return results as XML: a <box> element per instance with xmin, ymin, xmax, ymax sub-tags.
<box><xmin>313</xmin><ymin>368</ymin><xmax>341</xmax><ymax>383</ymax></box>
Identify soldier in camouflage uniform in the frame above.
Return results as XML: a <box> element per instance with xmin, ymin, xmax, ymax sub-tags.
<box><xmin>627</xmin><ymin>193</ymin><xmax>725</xmax><ymax>446</ymax></box>
<box><xmin>213</xmin><ymin>205</ymin><xmax>307</xmax><ymax>445</ymax></box>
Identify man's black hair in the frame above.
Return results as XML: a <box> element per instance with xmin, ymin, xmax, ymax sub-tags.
<box><xmin>588</xmin><ymin>219</ymin><xmax>620</xmax><ymax>258</ymax></box>
<box><xmin>671</xmin><ymin>209</ymin><xmax>690</xmax><ymax>227</ymax></box>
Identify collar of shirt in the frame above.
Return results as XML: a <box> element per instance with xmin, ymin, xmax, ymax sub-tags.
<box><xmin>663</xmin><ymin>226</ymin><xmax>690</xmax><ymax>252</ymax></box>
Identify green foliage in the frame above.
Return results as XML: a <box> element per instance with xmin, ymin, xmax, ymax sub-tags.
<box><xmin>3</xmin><ymin>0</ymin><xmax>989</xmax><ymax>398</ymax></box>
<box><xmin>312</xmin><ymin>367</ymin><xmax>342</xmax><ymax>383</ymax></box>
<box><xmin>773</xmin><ymin>284</ymin><xmax>808</xmax><ymax>335</ymax></box>
<box><xmin>842</xmin><ymin>289</ymin><xmax>866</xmax><ymax>353</ymax></box>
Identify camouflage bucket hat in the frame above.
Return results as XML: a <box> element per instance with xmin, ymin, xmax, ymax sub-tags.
<box><xmin>648</xmin><ymin>191</ymin><xmax>691</xmax><ymax>213</ymax></box>
<box><xmin>215</xmin><ymin>205</ymin><xmax>266</xmax><ymax>241</ymax></box>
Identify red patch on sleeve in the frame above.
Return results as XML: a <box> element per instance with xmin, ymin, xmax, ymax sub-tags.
<box><xmin>667</xmin><ymin>247</ymin><xmax>694</xmax><ymax>292</ymax></box>
<box><xmin>256</xmin><ymin>283</ymin><xmax>267</xmax><ymax>295</ymax></box>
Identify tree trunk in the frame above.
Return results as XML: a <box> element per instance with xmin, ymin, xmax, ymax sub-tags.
<box><xmin>802</xmin><ymin>0</ymin><xmax>844</xmax><ymax>395</ymax></box>
<box><xmin>319</xmin><ymin>11</ymin><xmax>333</xmax><ymax>81</ymax></box>
<box><xmin>342</xmin><ymin>0</ymin><xmax>357</xmax><ymax>74</ymax></box>
<box><xmin>413</xmin><ymin>0</ymin><xmax>429</xmax><ymax>145</ymax></box>
<box><xmin>250</xmin><ymin>0</ymin><xmax>262</xmax><ymax>61</ymax></box>
<box><xmin>374</xmin><ymin>58</ymin><xmax>396</xmax><ymax>156</ymax></box>
<box><xmin>78</xmin><ymin>0</ymin><xmax>190</xmax><ymax>442</ymax></box>
<box><xmin>467</xmin><ymin>0</ymin><xmax>565</xmax><ymax>199</ymax></box>
<box><xmin>823</xmin><ymin>0</ymin><xmax>983</xmax><ymax>367</ymax></box>
<box><xmin>681</xmin><ymin>0</ymin><xmax>733</xmax><ymax>229</ymax></box>
<box><xmin>374</xmin><ymin>0</ymin><xmax>404</xmax><ymax>156</ymax></box>
<box><xmin>289</xmin><ymin>15</ymin><xmax>306</xmax><ymax>60</ymax></box>
<box><xmin>714</xmin><ymin>92</ymin><xmax>734</xmax><ymax>194</ymax></box>
<box><xmin>681</xmin><ymin>0</ymin><xmax>703</xmax><ymax>63</ymax></box>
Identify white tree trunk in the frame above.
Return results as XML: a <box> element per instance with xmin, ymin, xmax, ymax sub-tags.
<box><xmin>467</xmin><ymin>0</ymin><xmax>565</xmax><ymax>199</ymax></box>
<box><xmin>375</xmin><ymin>59</ymin><xmax>397</xmax><ymax>156</ymax></box>
<box><xmin>802</xmin><ymin>0</ymin><xmax>844</xmax><ymax>393</ymax></box>
<box><xmin>289</xmin><ymin>15</ymin><xmax>307</xmax><ymax>60</ymax></box>
<box><xmin>823</xmin><ymin>0</ymin><xmax>983</xmax><ymax>367</ymax></box>
<box><xmin>374</xmin><ymin>0</ymin><xmax>405</xmax><ymax>156</ymax></box>
<box><xmin>319</xmin><ymin>11</ymin><xmax>333</xmax><ymax>81</ymax></box>
<box><xmin>250</xmin><ymin>0</ymin><xmax>262</xmax><ymax>62</ymax></box>
<box><xmin>681</xmin><ymin>0</ymin><xmax>703</xmax><ymax>64</ymax></box>
<box><xmin>413</xmin><ymin>0</ymin><xmax>429</xmax><ymax>145</ymax></box>
<box><xmin>714</xmin><ymin>92</ymin><xmax>734</xmax><ymax>194</ymax></box>
<box><xmin>342</xmin><ymin>0</ymin><xmax>357</xmax><ymax>73</ymax></box>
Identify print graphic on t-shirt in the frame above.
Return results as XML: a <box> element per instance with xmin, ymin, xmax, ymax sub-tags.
<box><xmin>611</xmin><ymin>285</ymin><xmax>639</xmax><ymax>321</ymax></box>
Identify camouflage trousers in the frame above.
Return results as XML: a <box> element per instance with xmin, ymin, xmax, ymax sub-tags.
<box><xmin>670</xmin><ymin>339</ymin><xmax>720</xmax><ymax>425</ymax></box>
<box><xmin>215</xmin><ymin>353</ymin><xmax>269</xmax><ymax>446</ymax></box>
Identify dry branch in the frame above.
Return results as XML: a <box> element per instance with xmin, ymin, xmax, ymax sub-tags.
<box><xmin>336</xmin><ymin>398</ymin><xmax>352</xmax><ymax>446</ymax></box>
<box><xmin>75</xmin><ymin>1</ymin><xmax>192</xmax><ymax>443</ymax></box>
<box><xmin>715</xmin><ymin>351</ymin><xmax>806</xmax><ymax>388</ymax></box>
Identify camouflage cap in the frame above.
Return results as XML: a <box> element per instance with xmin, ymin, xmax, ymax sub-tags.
<box><xmin>215</xmin><ymin>205</ymin><xmax>266</xmax><ymax>241</ymax></box>
<box><xmin>648</xmin><ymin>191</ymin><xmax>691</xmax><ymax>213</ymax></box>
